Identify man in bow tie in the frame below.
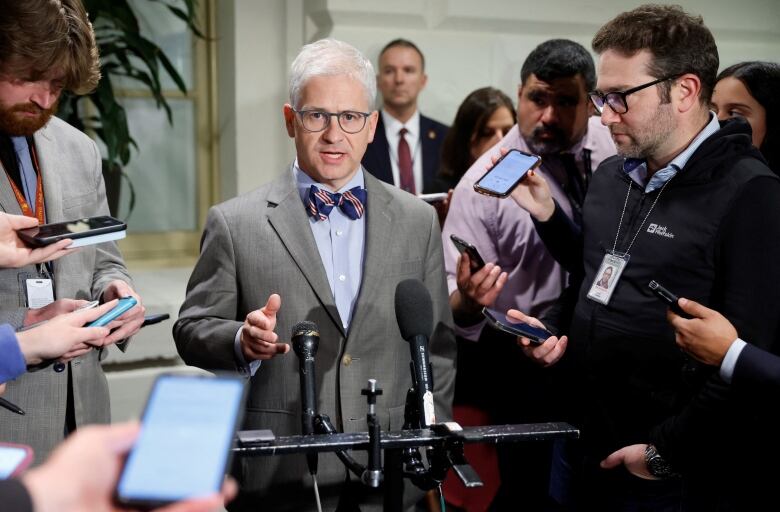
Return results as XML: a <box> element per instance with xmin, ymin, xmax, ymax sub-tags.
<box><xmin>174</xmin><ymin>38</ymin><xmax>455</xmax><ymax>512</ymax></box>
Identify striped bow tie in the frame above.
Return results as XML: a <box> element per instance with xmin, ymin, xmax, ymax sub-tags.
<box><xmin>306</xmin><ymin>185</ymin><xmax>367</xmax><ymax>221</ymax></box>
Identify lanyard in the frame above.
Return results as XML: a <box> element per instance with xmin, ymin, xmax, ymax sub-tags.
<box><xmin>3</xmin><ymin>142</ymin><xmax>45</xmax><ymax>224</ymax></box>
<box><xmin>611</xmin><ymin>175</ymin><xmax>672</xmax><ymax>257</ymax></box>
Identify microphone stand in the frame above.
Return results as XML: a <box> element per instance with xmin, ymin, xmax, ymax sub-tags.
<box><xmin>313</xmin><ymin>379</ymin><xmax>385</xmax><ymax>488</ymax></box>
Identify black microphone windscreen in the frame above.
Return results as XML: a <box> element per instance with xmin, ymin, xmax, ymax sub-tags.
<box><xmin>394</xmin><ymin>279</ymin><xmax>433</xmax><ymax>340</ymax></box>
<box><xmin>291</xmin><ymin>321</ymin><xmax>318</xmax><ymax>339</ymax></box>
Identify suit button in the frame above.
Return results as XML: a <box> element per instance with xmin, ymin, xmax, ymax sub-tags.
<box><xmin>53</xmin><ymin>362</ymin><xmax>66</xmax><ymax>373</ymax></box>
<box><xmin>342</xmin><ymin>354</ymin><xmax>352</xmax><ymax>366</ymax></box>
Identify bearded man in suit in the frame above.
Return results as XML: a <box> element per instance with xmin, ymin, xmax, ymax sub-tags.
<box><xmin>174</xmin><ymin>38</ymin><xmax>456</xmax><ymax>512</ymax></box>
<box><xmin>0</xmin><ymin>0</ymin><xmax>145</xmax><ymax>463</ymax></box>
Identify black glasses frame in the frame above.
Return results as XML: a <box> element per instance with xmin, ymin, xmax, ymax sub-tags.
<box><xmin>589</xmin><ymin>75</ymin><xmax>681</xmax><ymax>114</ymax></box>
<box><xmin>292</xmin><ymin>108</ymin><xmax>371</xmax><ymax>134</ymax></box>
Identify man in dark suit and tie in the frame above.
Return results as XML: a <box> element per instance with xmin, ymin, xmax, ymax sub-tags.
<box><xmin>362</xmin><ymin>39</ymin><xmax>448</xmax><ymax>194</ymax></box>
<box><xmin>174</xmin><ymin>38</ymin><xmax>456</xmax><ymax>512</ymax></box>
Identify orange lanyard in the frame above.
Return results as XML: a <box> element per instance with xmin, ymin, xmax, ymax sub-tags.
<box><xmin>3</xmin><ymin>141</ymin><xmax>45</xmax><ymax>224</ymax></box>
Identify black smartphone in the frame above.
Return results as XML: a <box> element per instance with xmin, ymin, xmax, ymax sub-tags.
<box><xmin>18</xmin><ymin>215</ymin><xmax>126</xmax><ymax>248</ymax></box>
<box><xmin>236</xmin><ymin>429</ymin><xmax>275</xmax><ymax>447</ymax></box>
<box><xmin>482</xmin><ymin>307</ymin><xmax>552</xmax><ymax>345</ymax></box>
<box><xmin>87</xmin><ymin>296</ymin><xmax>137</xmax><ymax>327</ymax></box>
<box><xmin>648</xmin><ymin>280</ymin><xmax>691</xmax><ymax>318</ymax></box>
<box><xmin>142</xmin><ymin>313</ymin><xmax>171</xmax><ymax>327</ymax></box>
<box><xmin>115</xmin><ymin>374</ymin><xmax>247</xmax><ymax>509</ymax></box>
<box><xmin>474</xmin><ymin>149</ymin><xmax>542</xmax><ymax>198</ymax></box>
<box><xmin>450</xmin><ymin>234</ymin><xmax>486</xmax><ymax>273</ymax></box>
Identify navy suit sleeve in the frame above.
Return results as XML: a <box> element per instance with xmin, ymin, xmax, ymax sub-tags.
<box><xmin>733</xmin><ymin>343</ymin><xmax>780</xmax><ymax>392</ymax></box>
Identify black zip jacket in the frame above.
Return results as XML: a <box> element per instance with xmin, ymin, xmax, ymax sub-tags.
<box><xmin>547</xmin><ymin>118</ymin><xmax>780</xmax><ymax>507</ymax></box>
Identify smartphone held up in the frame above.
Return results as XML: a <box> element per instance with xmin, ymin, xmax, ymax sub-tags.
<box><xmin>474</xmin><ymin>149</ymin><xmax>541</xmax><ymax>198</ymax></box>
<box><xmin>18</xmin><ymin>215</ymin><xmax>126</xmax><ymax>248</ymax></box>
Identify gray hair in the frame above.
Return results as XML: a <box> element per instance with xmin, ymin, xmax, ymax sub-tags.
<box><xmin>289</xmin><ymin>38</ymin><xmax>376</xmax><ymax>109</ymax></box>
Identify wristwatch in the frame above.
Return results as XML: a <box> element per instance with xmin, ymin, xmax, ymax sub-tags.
<box><xmin>644</xmin><ymin>444</ymin><xmax>680</xmax><ymax>479</ymax></box>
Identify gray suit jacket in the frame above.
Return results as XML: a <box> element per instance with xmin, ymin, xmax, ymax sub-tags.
<box><xmin>174</xmin><ymin>168</ymin><xmax>456</xmax><ymax>511</ymax></box>
<box><xmin>0</xmin><ymin>117</ymin><xmax>132</xmax><ymax>462</ymax></box>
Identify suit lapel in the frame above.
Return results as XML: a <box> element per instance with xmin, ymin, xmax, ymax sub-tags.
<box><xmin>347</xmin><ymin>171</ymin><xmax>394</xmax><ymax>338</ymax></box>
<box><xmin>371</xmin><ymin>115</ymin><xmax>393</xmax><ymax>184</ymax></box>
<box><xmin>0</xmin><ymin>139</ymin><xmax>26</xmax><ymax>215</ymax></box>
<box><xmin>266</xmin><ymin>170</ymin><xmax>345</xmax><ymax>335</ymax></box>
<box><xmin>33</xmin><ymin>125</ymin><xmax>63</xmax><ymax>223</ymax></box>
<box><xmin>419</xmin><ymin>115</ymin><xmax>437</xmax><ymax>188</ymax></box>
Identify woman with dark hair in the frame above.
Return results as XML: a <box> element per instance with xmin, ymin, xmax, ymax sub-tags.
<box><xmin>434</xmin><ymin>87</ymin><xmax>516</xmax><ymax>191</ymax></box>
<box><xmin>712</xmin><ymin>61</ymin><xmax>779</xmax><ymax>172</ymax></box>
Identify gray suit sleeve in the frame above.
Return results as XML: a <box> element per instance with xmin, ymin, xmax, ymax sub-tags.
<box><xmin>424</xmin><ymin>207</ymin><xmax>457</xmax><ymax>423</ymax></box>
<box><xmin>173</xmin><ymin>206</ymin><xmax>244</xmax><ymax>370</ymax></box>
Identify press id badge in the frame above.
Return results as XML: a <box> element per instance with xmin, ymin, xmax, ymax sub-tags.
<box><xmin>587</xmin><ymin>252</ymin><xmax>629</xmax><ymax>305</ymax></box>
<box><xmin>25</xmin><ymin>278</ymin><xmax>54</xmax><ymax>309</ymax></box>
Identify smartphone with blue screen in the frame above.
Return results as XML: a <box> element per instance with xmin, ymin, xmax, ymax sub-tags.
<box><xmin>474</xmin><ymin>149</ymin><xmax>542</xmax><ymax>198</ymax></box>
<box><xmin>114</xmin><ymin>373</ymin><xmax>247</xmax><ymax>509</ymax></box>
<box><xmin>87</xmin><ymin>296</ymin><xmax>137</xmax><ymax>327</ymax></box>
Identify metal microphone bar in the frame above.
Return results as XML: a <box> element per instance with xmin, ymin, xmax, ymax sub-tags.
<box><xmin>234</xmin><ymin>422</ymin><xmax>579</xmax><ymax>457</ymax></box>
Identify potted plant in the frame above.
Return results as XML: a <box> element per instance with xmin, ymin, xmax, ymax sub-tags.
<box><xmin>56</xmin><ymin>0</ymin><xmax>202</xmax><ymax>218</ymax></box>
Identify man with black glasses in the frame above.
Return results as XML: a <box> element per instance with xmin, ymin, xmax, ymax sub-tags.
<box><xmin>509</xmin><ymin>4</ymin><xmax>780</xmax><ymax>510</ymax></box>
<box><xmin>174</xmin><ymin>38</ymin><xmax>455</xmax><ymax>512</ymax></box>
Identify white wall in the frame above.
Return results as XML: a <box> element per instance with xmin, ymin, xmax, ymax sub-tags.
<box><xmin>216</xmin><ymin>0</ymin><xmax>779</xmax><ymax>196</ymax></box>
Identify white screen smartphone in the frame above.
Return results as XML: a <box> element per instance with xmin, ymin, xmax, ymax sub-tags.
<box><xmin>114</xmin><ymin>374</ymin><xmax>246</xmax><ymax>508</ymax></box>
<box><xmin>0</xmin><ymin>442</ymin><xmax>33</xmax><ymax>479</ymax></box>
<box><xmin>474</xmin><ymin>149</ymin><xmax>541</xmax><ymax>197</ymax></box>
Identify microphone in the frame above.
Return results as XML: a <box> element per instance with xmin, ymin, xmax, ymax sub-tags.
<box><xmin>292</xmin><ymin>321</ymin><xmax>319</xmax><ymax>476</ymax></box>
<box><xmin>394</xmin><ymin>279</ymin><xmax>436</xmax><ymax>427</ymax></box>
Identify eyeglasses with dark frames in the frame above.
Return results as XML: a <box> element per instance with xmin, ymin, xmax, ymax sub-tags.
<box><xmin>589</xmin><ymin>75</ymin><xmax>681</xmax><ymax>114</ymax></box>
<box><xmin>292</xmin><ymin>108</ymin><xmax>371</xmax><ymax>134</ymax></box>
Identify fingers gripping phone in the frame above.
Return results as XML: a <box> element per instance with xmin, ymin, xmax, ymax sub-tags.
<box><xmin>482</xmin><ymin>307</ymin><xmax>552</xmax><ymax>345</ymax></box>
<box><xmin>115</xmin><ymin>374</ymin><xmax>247</xmax><ymax>508</ymax></box>
<box><xmin>87</xmin><ymin>296</ymin><xmax>137</xmax><ymax>327</ymax></box>
<box><xmin>450</xmin><ymin>234</ymin><xmax>486</xmax><ymax>273</ymax></box>
<box><xmin>648</xmin><ymin>280</ymin><xmax>692</xmax><ymax>318</ymax></box>
<box><xmin>474</xmin><ymin>149</ymin><xmax>542</xmax><ymax>198</ymax></box>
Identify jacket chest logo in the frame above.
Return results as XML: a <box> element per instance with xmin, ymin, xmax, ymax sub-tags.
<box><xmin>646</xmin><ymin>223</ymin><xmax>675</xmax><ymax>239</ymax></box>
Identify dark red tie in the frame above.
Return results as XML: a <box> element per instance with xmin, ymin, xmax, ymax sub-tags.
<box><xmin>397</xmin><ymin>128</ymin><xmax>415</xmax><ymax>194</ymax></box>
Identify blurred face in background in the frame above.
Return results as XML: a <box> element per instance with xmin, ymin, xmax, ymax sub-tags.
<box><xmin>711</xmin><ymin>76</ymin><xmax>767</xmax><ymax>148</ymax></box>
<box><xmin>470</xmin><ymin>106</ymin><xmax>515</xmax><ymax>160</ymax></box>
<box><xmin>517</xmin><ymin>73</ymin><xmax>590</xmax><ymax>155</ymax></box>
<box><xmin>377</xmin><ymin>46</ymin><xmax>427</xmax><ymax>114</ymax></box>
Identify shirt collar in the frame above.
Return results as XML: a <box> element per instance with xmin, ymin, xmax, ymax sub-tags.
<box><xmin>293</xmin><ymin>159</ymin><xmax>365</xmax><ymax>205</ymax></box>
<box><xmin>623</xmin><ymin>112</ymin><xmax>720</xmax><ymax>191</ymax></box>
<box><xmin>382</xmin><ymin>109</ymin><xmax>420</xmax><ymax>138</ymax></box>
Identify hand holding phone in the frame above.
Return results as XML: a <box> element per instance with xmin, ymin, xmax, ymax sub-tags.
<box><xmin>87</xmin><ymin>296</ymin><xmax>137</xmax><ymax>327</ymax></box>
<box><xmin>115</xmin><ymin>374</ymin><xmax>246</xmax><ymax>508</ymax></box>
<box><xmin>450</xmin><ymin>234</ymin><xmax>486</xmax><ymax>273</ymax></box>
<box><xmin>648</xmin><ymin>280</ymin><xmax>692</xmax><ymax>318</ymax></box>
<box><xmin>474</xmin><ymin>149</ymin><xmax>541</xmax><ymax>198</ymax></box>
<box><xmin>482</xmin><ymin>307</ymin><xmax>552</xmax><ymax>345</ymax></box>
